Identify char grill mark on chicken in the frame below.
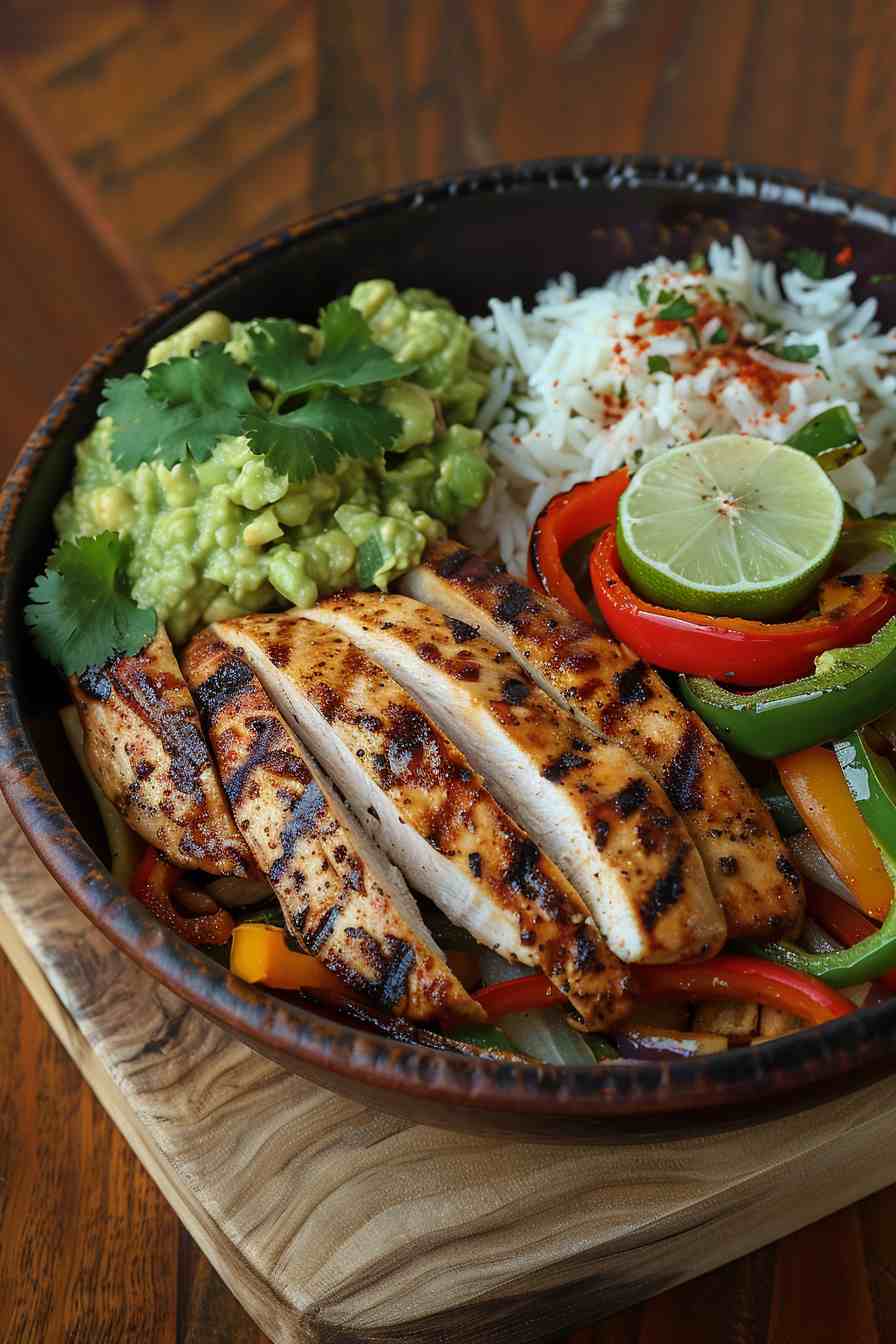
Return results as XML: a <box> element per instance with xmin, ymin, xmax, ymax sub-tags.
<box><xmin>183</xmin><ymin>628</ymin><xmax>484</xmax><ymax>1024</ymax></box>
<box><xmin>304</xmin><ymin>591</ymin><xmax>726</xmax><ymax>964</ymax></box>
<box><xmin>213</xmin><ymin>613</ymin><xmax>632</xmax><ymax>1030</ymax></box>
<box><xmin>399</xmin><ymin>541</ymin><xmax>804</xmax><ymax>942</ymax></box>
<box><xmin>70</xmin><ymin>625</ymin><xmax>252</xmax><ymax>876</ymax></box>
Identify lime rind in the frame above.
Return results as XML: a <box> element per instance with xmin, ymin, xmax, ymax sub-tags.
<box><xmin>617</xmin><ymin>436</ymin><xmax>844</xmax><ymax>619</ymax></box>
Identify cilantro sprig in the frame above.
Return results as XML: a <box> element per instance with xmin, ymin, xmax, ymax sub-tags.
<box><xmin>101</xmin><ymin>299</ymin><xmax>416</xmax><ymax>482</ymax></box>
<box><xmin>25</xmin><ymin>534</ymin><xmax>157</xmax><ymax>676</ymax></box>
<box><xmin>786</xmin><ymin>247</ymin><xmax>826</xmax><ymax>280</ymax></box>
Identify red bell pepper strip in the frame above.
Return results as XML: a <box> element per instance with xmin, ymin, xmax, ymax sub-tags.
<box><xmin>527</xmin><ymin>468</ymin><xmax>630</xmax><ymax>622</ymax></box>
<box><xmin>807</xmin><ymin>884</ymin><xmax>896</xmax><ymax>993</ymax></box>
<box><xmin>130</xmin><ymin>845</ymin><xmax>234</xmax><ymax>947</ymax></box>
<box><xmin>590</xmin><ymin>529</ymin><xmax>896</xmax><ymax>686</ymax></box>
<box><xmin>473</xmin><ymin>975</ymin><xmax>566</xmax><ymax>1019</ymax></box>
<box><xmin>632</xmin><ymin>956</ymin><xmax>854</xmax><ymax>1025</ymax></box>
<box><xmin>473</xmin><ymin>958</ymin><xmax>853</xmax><ymax>1028</ymax></box>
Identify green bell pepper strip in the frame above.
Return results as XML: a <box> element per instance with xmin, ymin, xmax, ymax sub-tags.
<box><xmin>680</xmin><ymin>616</ymin><xmax>896</xmax><ymax>758</ymax></box>
<box><xmin>585</xmin><ymin>1035</ymin><xmax>619</xmax><ymax>1062</ymax></box>
<box><xmin>830</xmin><ymin>513</ymin><xmax>896</xmax><ymax>574</ymax></box>
<box><xmin>787</xmin><ymin>405</ymin><xmax>865</xmax><ymax>472</ymax></box>
<box><xmin>448</xmin><ymin>1023</ymin><xmax>520</xmax><ymax>1053</ymax></box>
<box><xmin>743</xmin><ymin>891</ymin><xmax>896</xmax><ymax>987</ymax></box>
<box><xmin>758</xmin><ymin>778</ymin><xmax>806</xmax><ymax>836</ymax></box>
<box><xmin>834</xmin><ymin>729</ymin><xmax>896</xmax><ymax>872</ymax></box>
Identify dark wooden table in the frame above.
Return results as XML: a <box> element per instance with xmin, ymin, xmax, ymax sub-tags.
<box><xmin>3</xmin><ymin>3</ymin><xmax>896</xmax><ymax>1339</ymax></box>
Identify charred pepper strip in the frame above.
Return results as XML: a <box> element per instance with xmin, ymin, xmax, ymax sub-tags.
<box><xmin>680</xmin><ymin>617</ymin><xmax>896</xmax><ymax>757</ymax></box>
<box><xmin>528</xmin><ymin>468</ymin><xmax>629</xmax><ymax>621</ymax></box>
<box><xmin>590</xmin><ymin>530</ymin><xmax>896</xmax><ymax>686</ymax></box>
<box><xmin>130</xmin><ymin>846</ymin><xmax>234</xmax><ymax>946</ymax></box>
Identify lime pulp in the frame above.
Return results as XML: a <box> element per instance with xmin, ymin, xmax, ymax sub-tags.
<box><xmin>616</xmin><ymin>435</ymin><xmax>844</xmax><ymax>620</ymax></box>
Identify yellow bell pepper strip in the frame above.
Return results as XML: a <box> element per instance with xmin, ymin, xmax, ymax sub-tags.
<box><xmin>680</xmin><ymin>616</ymin><xmax>896</xmax><ymax>758</ymax></box>
<box><xmin>776</xmin><ymin>748</ymin><xmax>893</xmax><ymax>920</ymax></box>
<box><xmin>230</xmin><ymin>923</ymin><xmax>348</xmax><ymax>994</ymax></box>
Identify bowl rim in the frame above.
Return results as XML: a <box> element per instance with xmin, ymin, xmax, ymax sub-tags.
<box><xmin>3</xmin><ymin>151</ymin><xmax>896</xmax><ymax>1122</ymax></box>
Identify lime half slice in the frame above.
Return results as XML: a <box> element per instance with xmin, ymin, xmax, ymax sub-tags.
<box><xmin>617</xmin><ymin>435</ymin><xmax>844</xmax><ymax>619</ymax></box>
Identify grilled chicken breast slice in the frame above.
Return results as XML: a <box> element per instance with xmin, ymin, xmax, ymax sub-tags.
<box><xmin>70</xmin><ymin>626</ymin><xmax>251</xmax><ymax>875</ymax></box>
<box><xmin>305</xmin><ymin>592</ymin><xmax>725</xmax><ymax>964</ymax></box>
<box><xmin>182</xmin><ymin>630</ymin><xmax>483</xmax><ymax>1024</ymax></box>
<box><xmin>400</xmin><ymin>542</ymin><xmax>804</xmax><ymax>941</ymax></box>
<box><xmin>214</xmin><ymin>613</ymin><xmax>631</xmax><ymax>1030</ymax></box>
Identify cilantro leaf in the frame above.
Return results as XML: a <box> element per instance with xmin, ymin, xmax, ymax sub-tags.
<box><xmin>777</xmin><ymin>343</ymin><xmax>819</xmax><ymax>363</ymax></box>
<box><xmin>710</xmin><ymin>325</ymin><xmax>729</xmax><ymax>345</ymax></box>
<box><xmin>144</xmin><ymin>346</ymin><xmax>254</xmax><ymax>462</ymax></box>
<box><xmin>101</xmin><ymin>375</ymin><xmax>195</xmax><ymax>471</ymax></box>
<box><xmin>689</xmin><ymin>252</ymin><xmax>707</xmax><ymax>272</ymax></box>
<box><xmin>648</xmin><ymin>355</ymin><xmax>671</xmax><ymax>374</ymax></box>
<box><xmin>25</xmin><ymin>533</ymin><xmax>157</xmax><ymax>676</ymax></box>
<box><xmin>786</xmin><ymin>247</ymin><xmax>826</xmax><ymax>280</ymax></box>
<box><xmin>245</xmin><ymin>395</ymin><xmax>403</xmax><ymax>482</ymax></box>
<box><xmin>636</xmin><ymin>280</ymin><xmax>650</xmax><ymax>306</ymax></box>
<box><xmin>244</xmin><ymin>319</ymin><xmax>315</xmax><ymax>390</ymax></box>
<box><xmin>248</xmin><ymin>300</ymin><xmax>413</xmax><ymax>399</ymax></box>
<box><xmin>658</xmin><ymin>295</ymin><xmax>697</xmax><ymax>321</ymax></box>
<box><xmin>102</xmin><ymin>349</ymin><xmax>254</xmax><ymax>469</ymax></box>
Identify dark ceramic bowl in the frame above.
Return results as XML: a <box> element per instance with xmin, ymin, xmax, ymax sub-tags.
<box><xmin>4</xmin><ymin>155</ymin><xmax>896</xmax><ymax>1141</ymax></box>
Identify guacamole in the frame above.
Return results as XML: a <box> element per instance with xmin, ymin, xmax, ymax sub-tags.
<box><xmin>54</xmin><ymin>286</ymin><xmax>492</xmax><ymax>643</ymax></box>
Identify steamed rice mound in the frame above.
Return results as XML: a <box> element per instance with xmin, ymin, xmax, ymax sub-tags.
<box><xmin>467</xmin><ymin>237</ymin><xmax>896</xmax><ymax>575</ymax></box>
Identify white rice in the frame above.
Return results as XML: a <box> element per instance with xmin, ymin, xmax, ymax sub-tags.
<box><xmin>463</xmin><ymin>236</ymin><xmax>896</xmax><ymax>575</ymax></box>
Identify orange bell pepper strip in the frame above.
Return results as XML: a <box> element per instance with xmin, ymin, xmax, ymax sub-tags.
<box><xmin>230</xmin><ymin>923</ymin><xmax>348</xmax><ymax>995</ymax></box>
<box><xmin>776</xmin><ymin>748</ymin><xmax>893</xmax><ymax>921</ymax></box>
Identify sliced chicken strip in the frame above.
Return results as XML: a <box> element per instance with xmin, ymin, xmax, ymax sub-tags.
<box><xmin>305</xmin><ymin>592</ymin><xmax>725</xmax><ymax>964</ymax></box>
<box><xmin>70</xmin><ymin>626</ymin><xmax>251</xmax><ymax>876</ymax></box>
<box><xmin>400</xmin><ymin>542</ymin><xmax>804</xmax><ymax>941</ymax></box>
<box><xmin>182</xmin><ymin>629</ymin><xmax>483</xmax><ymax>1024</ymax></box>
<box><xmin>214</xmin><ymin>613</ymin><xmax>631</xmax><ymax>1030</ymax></box>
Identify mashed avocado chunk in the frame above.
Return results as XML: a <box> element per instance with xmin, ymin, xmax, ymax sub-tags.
<box><xmin>350</xmin><ymin>281</ymin><xmax>490</xmax><ymax>425</ymax></box>
<box><xmin>55</xmin><ymin>286</ymin><xmax>492</xmax><ymax>643</ymax></box>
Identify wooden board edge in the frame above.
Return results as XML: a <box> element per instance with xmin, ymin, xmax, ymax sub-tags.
<box><xmin>0</xmin><ymin>908</ymin><xmax>312</xmax><ymax>1344</ymax></box>
<box><xmin>6</xmin><ymin>869</ymin><xmax>896</xmax><ymax>1344</ymax></box>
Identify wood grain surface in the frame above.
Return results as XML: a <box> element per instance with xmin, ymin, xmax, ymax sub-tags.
<box><xmin>2</xmin><ymin>2</ymin><xmax>896</xmax><ymax>1340</ymax></box>
<box><xmin>7</xmin><ymin>798</ymin><xmax>896</xmax><ymax>1344</ymax></box>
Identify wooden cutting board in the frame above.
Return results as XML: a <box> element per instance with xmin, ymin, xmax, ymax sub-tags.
<box><xmin>4</xmin><ymin>795</ymin><xmax>896</xmax><ymax>1344</ymax></box>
